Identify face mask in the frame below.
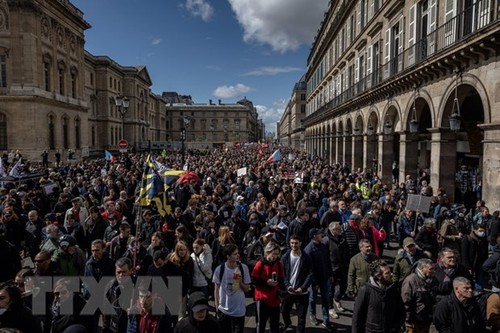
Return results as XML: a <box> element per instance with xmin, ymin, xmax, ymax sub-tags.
<box><xmin>476</xmin><ymin>231</ymin><xmax>486</xmax><ymax>238</ymax></box>
<box><xmin>0</xmin><ymin>308</ymin><xmax>7</xmax><ymax>315</ymax></box>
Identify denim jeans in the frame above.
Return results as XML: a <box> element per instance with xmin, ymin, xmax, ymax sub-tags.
<box><xmin>309</xmin><ymin>280</ymin><xmax>330</xmax><ymax>323</ymax></box>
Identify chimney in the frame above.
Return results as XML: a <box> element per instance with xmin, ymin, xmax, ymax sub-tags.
<box><xmin>209</xmin><ymin>99</ymin><xmax>212</xmax><ymax>105</ymax></box>
<box><xmin>218</xmin><ymin>99</ymin><xmax>222</xmax><ymax>105</ymax></box>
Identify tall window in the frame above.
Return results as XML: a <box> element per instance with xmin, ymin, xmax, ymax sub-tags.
<box><xmin>62</xmin><ymin>116</ymin><xmax>69</xmax><ymax>149</ymax></box>
<box><xmin>110</xmin><ymin>127</ymin><xmax>114</xmax><ymax>145</ymax></box>
<box><xmin>74</xmin><ymin>118</ymin><xmax>80</xmax><ymax>149</ymax></box>
<box><xmin>48</xmin><ymin>115</ymin><xmax>55</xmax><ymax>150</ymax></box>
<box><xmin>58</xmin><ymin>65</ymin><xmax>65</xmax><ymax>95</ymax></box>
<box><xmin>44</xmin><ymin>61</ymin><xmax>51</xmax><ymax>91</ymax></box>
<box><xmin>91</xmin><ymin>126</ymin><xmax>95</xmax><ymax>147</ymax></box>
<box><xmin>70</xmin><ymin>71</ymin><xmax>76</xmax><ymax>98</ymax></box>
<box><xmin>0</xmin><ymin>55</ymin><xmax>6</xmax><ymax>88</ymax></box>
<box><xmin>0</xmin><ymin>113</ymin><xmax>7</xmax><ymax>150</ymax></box>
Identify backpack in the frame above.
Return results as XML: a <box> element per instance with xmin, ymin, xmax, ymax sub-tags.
<box><xmin>218</xmin><ymin>261</ymin><xmax>246</xmax><ymax>282</ymax></box>
<box><xmin>475</xmin><ymin>290</ymin><xmax>493</xmax><ymax>319</ymax></box>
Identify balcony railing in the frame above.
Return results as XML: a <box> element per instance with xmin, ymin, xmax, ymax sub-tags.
<box><xmin>310</xmin><ymin>0</ymin><xmax>499</xmax><ymax>118</ymax></box>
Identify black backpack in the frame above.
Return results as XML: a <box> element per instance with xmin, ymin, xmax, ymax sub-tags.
<box><xmin>218</xmin><ymin>261</ymin><xmax>246</xmax><ymax>282</ymax></box>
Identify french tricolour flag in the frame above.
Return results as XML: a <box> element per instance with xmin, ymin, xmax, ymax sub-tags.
<box><xmin>266</xmin><ymin>149</ymin><xmax>282</xmax><ymax>163</ymax></box>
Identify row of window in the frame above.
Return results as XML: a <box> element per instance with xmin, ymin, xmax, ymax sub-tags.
<box><xmin>43</xmin><ymin>60</ymin><xmax>78</xmax><ymax>98</ymax></box>
<box><xmin>307</xmin><ymin>0</ymin><xmax>493</xmax><ymax>116</ymax></box>
<box><xmin>47</xmin><ymin>115</ymin><xmax>80</xmax><ymax>150</ymax></box>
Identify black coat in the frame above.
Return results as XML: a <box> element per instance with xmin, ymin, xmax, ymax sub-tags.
<box><xmin>281</xmin><ymin>249</ymin><xmax>313</xmax><ymax>291</ymax></box>
<box><xmin>174</xmin><ymin>292</ymin><xmax>220</xmax><ymax>333</ymax></box>
<box><xmin>324</xmin><ymin>230</ymin><xmax>349</xmax><ymax>277</ymax></box>
<box><xmin>460</xmin><ymin>233</ymin><xmax>488</xmax><ymax>271</ymax></box>
<box><xmin>352</xmin><ymin>278</ymin><xmax>405</xmax><ymax>333</ymax></box>
<box><xmin>433</xmin><ymin>292</ymin><xmax>487</xmax><ymax>333</ymax></box>
<box><xmin>0</xmin><ymin>304</ymin><xmax>42</xmax><ymax>333</ymax></box>
<box><xmin>434</xmin><ymin>263</ymin><xmax>474</xmax><ymax>296</ymax></box>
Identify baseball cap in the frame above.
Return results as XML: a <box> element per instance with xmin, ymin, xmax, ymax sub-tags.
<box><xmin>236</xmin><ymin>195</ymin><xmax>244</xmax><ymax>201</ymax></box>
<box><xmin>192</xmin><ymin>303</ymin><xmax>209</xmax><ymax>313</ymax></box>
<box><xmin>403</xmin><ymin>237</ymin><xmax>416</xmax><ymax>248</ymax></box>
<box><xmin>278</xmin><ymin>205</ymin><xmax>288</xmax><ymax>211</ymax></box>
<box><xmin>309</xmin><ymin>228</ymin><xmax>323</xmax><ymax>239</ymax></box>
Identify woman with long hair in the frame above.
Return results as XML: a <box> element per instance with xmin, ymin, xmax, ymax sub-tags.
<box><xmin>168</xmin><ymin>241</ymin><xmax>194</xmax><ymax>317</ymax></box>
<box><xmin>211</xmin><ymin>225</ymin><xmax>235</xmax><ymax>270</ymax></box>
<box><xmin>191</xmin><ymin>238</ymin><xmax>213</xmax><ymax>299</ymax></box>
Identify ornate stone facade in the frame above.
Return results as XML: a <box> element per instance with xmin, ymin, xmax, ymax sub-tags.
<box><xmin>302</xmin><ymin>0</ymin><xmax>500</xmax><ymax>208</ymax></box>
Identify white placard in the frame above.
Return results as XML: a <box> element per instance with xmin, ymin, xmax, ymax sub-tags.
<box><xmin>237</xmin><ymin>167</ymin><xmax>247</xmax><ymax>177</ymax></box>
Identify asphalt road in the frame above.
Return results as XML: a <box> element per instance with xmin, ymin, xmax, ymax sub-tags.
<box><xmin>209</xmin><ymin>240</ymin><xmax>441</xmax><ymax>332</ymax></box>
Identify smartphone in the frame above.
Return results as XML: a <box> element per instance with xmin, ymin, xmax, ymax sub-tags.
<box><xmin>272</xmin><ymin>272</ymin><xmax>277</xmax><ymax>282</ymax></box>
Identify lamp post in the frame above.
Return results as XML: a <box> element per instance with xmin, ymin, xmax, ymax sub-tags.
<box><xmin>115</xmin><ymin>96</ymin><xmax>129</xmax><ymax>141</ymax></box>
<box><xmin>181</xmin><ymin>117</ymin><xmax>190</xmax><ymax>163</ymax></box>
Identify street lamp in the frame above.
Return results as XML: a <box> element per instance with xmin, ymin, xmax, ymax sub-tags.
<box><xmin>449</xmin><ymin>69</ymin><xmax>462</xmax><ymax>131</ymax></box>
<box><xmin>115</xmin><ymin>96</ymin><xmax>129</xmax><ymax>141</ymax></box>
<box><xmin>409</xmin><ymin>85</ymin><xmax>419</xmax><ymax>133</ymax></box>
<box><xmin>181</xmin><ymin>117</ymin><xmax>190</xmax><ymax>163</ymax></box>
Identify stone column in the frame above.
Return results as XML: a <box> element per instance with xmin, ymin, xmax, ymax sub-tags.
<box><xmin>353</xmin><ymin>134</ymin><xmax>363</xmax><ymax>171</ymax></box>
<box><xmin>479</xmin><ymin>123</ymin><xmax>500</xmax><ymax>210</ymax></box>
<box><xmin>364</xmin><ymin>134</ymin><xmax>378</xmax><ymax>172</ymax></box>
<box><xmin>399</xmin><ymin>132</ymin><xmax>419</xmax><ymax>184</ymax></box>
<box><xmin>329</xmin><ymin>135</ymin><xmax>335</xmax><ymax>165</ymax></box>
<box><xmin>344</xmin><ymin>136</ymin><xmax>353</xmax><ymax>169</ymax></box>
<box><xmin>334</xmin><ymin>135</ymin><xmax>340</xmax><ymax>164</ymax></box>
<box><xmin>429</xmin><ymin>129</ymin><xmax>457</xmax><ymax>202</ymax></box>
<box><xmin>378</xmin><ymin>133</ymin><xmax>394</xmax><ymax>185</ymax></box>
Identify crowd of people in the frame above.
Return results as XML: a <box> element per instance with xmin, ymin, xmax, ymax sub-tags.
<box><xmin>0</xmin><ymin>145</ymin><xmax>498</xmax><ymax>333</ymax></box>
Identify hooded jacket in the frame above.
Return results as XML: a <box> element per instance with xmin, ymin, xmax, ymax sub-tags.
<box><xmin>174</xmin><ymin>291</ymin><xmax>220</xmax><ymax>333</ymax></box>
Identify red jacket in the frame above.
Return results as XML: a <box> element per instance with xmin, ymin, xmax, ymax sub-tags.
<box><xmin>252</xmin><ymin>259</ymin><xmax>284</xmax><ymax>307</ymax></box>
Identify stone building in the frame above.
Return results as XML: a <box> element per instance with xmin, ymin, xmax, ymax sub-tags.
<box><xmin>165</xmin><ymin>95</ymin><xmax>262</xmax><ymax>148</ymax></box>
<box><xmin>277</xmin><ymin>76</ymin><xmax>307</xmax><ymax>150</ymax></box>
<box><xmin>0</xmin><ymin>0</ymin><xmax>261</xmax><ymax>159</ymax></box>
<box><xmin>303</xmin><ymin>0</ymin><xmax>500</xmax><ymax>208</ymax></box>
<box><xmin>0</xmin><ymin>0</ymin><xmax>90</xmax><ymax>158</ymax></box>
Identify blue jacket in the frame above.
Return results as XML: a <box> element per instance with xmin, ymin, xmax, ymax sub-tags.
<box><xmin>304</xmin><ymin>240</ymin><xmax>332</xmax><ymax>284</ymax></box>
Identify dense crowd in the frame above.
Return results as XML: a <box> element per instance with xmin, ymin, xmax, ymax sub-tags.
<box><xmin>0</xmin><ymin>145</ymin><xmax>498</xmax><ymax>333</ymax></box>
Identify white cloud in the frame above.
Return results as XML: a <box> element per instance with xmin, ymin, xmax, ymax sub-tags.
<box><xmin>152</xmin><ymin>38</ymin><xmax>162</xmax><ymax>45</ymax></box>
<box><xmin>185</xmin><ymin>0</ymin><xmax>215</xmax><ymax>22</ymax></box>
<box><xmin>255</xmin><ymin>99</ymin><xmax>287</xmax><ymax>133</ymax></box>
<box><xmin>213</xmin><ymin>84</ymin><xmax>252</xmax><ymax>99</ymax></box>
<box><xmin>242</xmin><ymin>66</ymin><xmax>302</xmax><ymax>76</ymax></box>
<box><xmin>228</xmin><ymin>0</ymin><xmax>329</xmax><ymax>52</ymax></box>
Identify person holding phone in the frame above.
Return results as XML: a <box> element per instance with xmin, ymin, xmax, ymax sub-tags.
<box><xmin>251</xmin><ymin>241</ymin><xmax>284</xmax><ymax>333</ymax></box>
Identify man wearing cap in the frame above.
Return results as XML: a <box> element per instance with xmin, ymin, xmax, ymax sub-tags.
<box><xmin>174</xmin><ymin>291</ymin><xmax>220</xmax><ymax>333</ymax></box>
<box><xmin>304</xmin><ymin>228</ymin><xmax>335</xmax><ymax>331</ymax></box>
<box><xmin>286</xmin><ymin>208</ymin><xmax>312</xmax><ymax>246</ymax></box>
<box><xmin>246</xmin><ymin>227</ymin><xmax>274</xmax><ymax>272</ymax></box>
<box><xmin>268</xmin><ymin>205</ymin><xmax>291</xmax><ymax>246</ymax></box>
<box><xmin>393</xmin><ymin>237</ymin><xmax>428</xmax><ymax>284</ymax></box>
<box><xmin>234</xmin><ymin>195</ymin><xmax>248</xmax><ymax>223</ymax></box>
<box><xmin>343</xmin><ymin>213</ymin><xmax>363</xmax><ymax>258</ymax></box>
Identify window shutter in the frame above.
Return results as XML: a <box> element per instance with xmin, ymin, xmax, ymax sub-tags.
<box><xmin>384</xmin><ymin>28</ymin><xmax>391</xmax><ymax>65</ymax></box>
<box><xmin>355</xmin><ymin>57</ymin><xmax>360</xmax><ymax>84</ymax></box>
<box><xmin>428</xmin><ymin>0</ymin><xmax>437</xmax><ymax>54</ymax></box>
<box><xmin>444</xmin><ymin>0</ymin><xmax>457</xmax><ymax>46</ymax></box>
<box><xmin>408</xmin><ymin>4</ymin><xmax>417</xmax><ymax>65</ymax></box>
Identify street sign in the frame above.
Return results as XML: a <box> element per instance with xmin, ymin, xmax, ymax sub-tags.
<box><xmin>118</xmin><ymin>139</ymin><xmax>128</xmax><ymax>149</ymax></box>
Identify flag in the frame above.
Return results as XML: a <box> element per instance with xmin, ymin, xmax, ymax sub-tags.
<box><xmin>161</xmin><ymin>149</ymin><xmax>167</xmax><ymax>157</ymax></box>
<box><xmin>183</xmin><ymin>159</ymin><xmax>189</xmax><ymax>171</ymax></box>
<box><xmin>105</xmin><ymin>150</ymin><xmax>116</xmax><ymax>163</ymax></box>
<box><xmin>0</xmin><ymin>157</ymin><xmax>6</xmax><ymax>177</ymax></box>
<box><xmin>8</xmin><ymin>158</ymin><xmax>22</xmax><ymax>177</ymax></box>
<box><xmin>137</xmin><ymin>155</ymin><xmax>170</xmax><ymax>216</ymax></box>
<box><xmin>266</xmin><ymin>149</ymin><xmax>282</xmax><ymax>163</ymax></box>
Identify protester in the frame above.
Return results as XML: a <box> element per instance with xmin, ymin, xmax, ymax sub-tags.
<box><xmin>212</xmin><ymin>244</ymin><xmax>251</xmax><ymax>333</ymax></box>
<box><xmin>281</xmin><ymin>235</ymin><xmax>312</xmax><ymax>333</ymax></box>
<box><xmin>174</xmin><ymin>291</ymin><xmax>220</xmax><ymax>333</ymax></box>
<box><xmin>251</xmin><ymin>241</ymin><xmax>284</xmax><ymax>333</ymax></box>
<box><xmin>352</xmin><ymin>260</ymin><xmax>405</xmax><ymax>333</ymax></box>
<box><xmin>433</xmin><ymin>277</ymin><xmax>486</xmax><ymax>332</ymax></box>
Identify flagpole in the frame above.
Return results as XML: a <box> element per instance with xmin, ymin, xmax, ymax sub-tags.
<box><xmin>133</xmin><ymin>202</ymin><xmax>142</xmax><ymax>274</ymax></box>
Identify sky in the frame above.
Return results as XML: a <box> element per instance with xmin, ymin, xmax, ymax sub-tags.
<box><xmin>70</xmin><ymin>0</ymin><xmax>330</xmax><ymax>134</ymax></box>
